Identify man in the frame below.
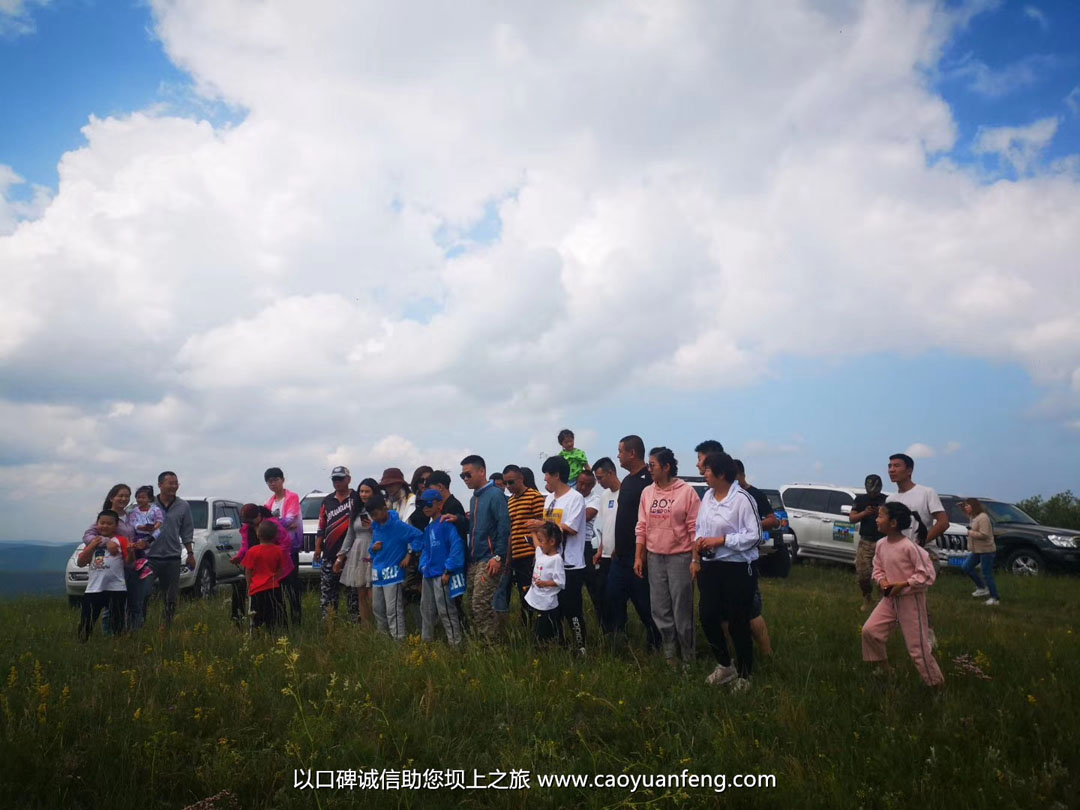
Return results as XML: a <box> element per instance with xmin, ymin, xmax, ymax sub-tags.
<box><xmin>695</xmin><ymin>439</ymin><xmax>725</xmax><ymax>475</ymax></box>
<box><xmin>502</xmin><ymin>464</ymin><xmax>546</xmax><ymax>625</ymax></box>
<box><xmin>605</xmin><ymin>435</ymin><xmax>661</xmax><ymax>649</ymax></box>
<box><xmin>575</xmin><ymin>467</ymin><xmax>604</xmax><ymax>623</ymax></box>
<box><xmin>734</xmin><ymin>458</ymin><xmax>777</xmax><ymax>656</ymax></box>
<box><xmin>147</xmin><ymin>471</ymin><xmax>195</xmax><ymax>628</ymax></box>
<box><xmin>887</xmin><ymin>452</ymin><xmax>948</xmax><ymax>648</ymax></box>
<box><xmin>489</xmin><ymin>472</ymin><xmax>507</xmax><ymax>493</ymax></box>
<box><xmin>264</xmin><ymin>467</ymin><xmax>303</xmax><ymax>626</ymax></box>
<box><xmin>850</xmin><ymin>473</ymin><xmax>888</xmax><ymax>611</ymax></box>
<box><xmin>591</xmin><ymin>456</ymin><xmax>620</xmax><ymax>631</ymax></box>
<box><xmin>450</xmin><ymin>455</ymin><xmax>509</xmax><ymax>642</ymax></box>
<box><xmin>313</xmin><ymin>466</ymin><xmax>359</xmax><ymax>620</ymax></box>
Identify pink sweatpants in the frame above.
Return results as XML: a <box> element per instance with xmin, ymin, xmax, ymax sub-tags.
<box><xmin>861</xmin><ymin>591</ymin><xmax>944</xmax><ymax>686</ymax></box>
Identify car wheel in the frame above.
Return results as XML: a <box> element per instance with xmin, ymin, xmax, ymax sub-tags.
<box><xmin>196</xmin><ymin>560</ymin><xmax>216</xmax><ymax>598</ymax></box>
<box><xmin>1005</xmin><ymin>548</ymin><xmax>1043</xmax><ymax>576</ymax></box>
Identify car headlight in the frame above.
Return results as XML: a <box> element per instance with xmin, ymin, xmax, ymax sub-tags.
<box><xmin>1047</xmin><ymin>534</ymin><xmax>1078</xmax><ymax>548</ymax></box>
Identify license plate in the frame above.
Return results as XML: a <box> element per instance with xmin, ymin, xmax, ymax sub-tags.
<box><xmin>947</xmin><ymin>556</ymin><xmax>966</xmax><ymax>567</ymax></box>
<box><xmin>312</xmin><ymin>561</ymin><xmax>322</xmax><ymax>569</ymax></box>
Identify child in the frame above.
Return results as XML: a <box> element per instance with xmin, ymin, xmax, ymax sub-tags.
<box><xmin>861</xmin><ymin>502</ymin><xmax>944</xmax><ymax>687</ymax></box>
<box><xmin>411</xmin><ymin>489</ymin><xmax>466</xmax><ymax>645</ymax></box>
<box><xmin>76</xmin><ymin>510</ymin><xmax>132</xmax><ymax>641</ymax></box>
<box><xmin>557</xmin><ymin>428</ymin><xmax>588</xmax><ymax>487</ymax></box>
<box><xmin>368</xmin><ymin>495</ymin><xmax>422</xmax><ymax>641</ymax></box>
<box><xmin>232</xmin><ymin>505</ymin><xmax>294</xmax><ymax>626</ymax></box>
<box><xmin>525</xmin><ymin>521</ymin><xmax>566</xmax><ymax>643</ymax></box>
<box><xmin>126</xmin><ymin>486</ymin><xmax>163</xmax><ymax>625</ymax></box>
<box><xmin>242</xmin><ymin>521</ymin><xmax>287</xmax><ymax>632</ymax></box>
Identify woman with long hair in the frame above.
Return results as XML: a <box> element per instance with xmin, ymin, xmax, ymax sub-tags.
<box><xmin>81</xmin><ymin>484</ymin><xmax>135</xmax><ymax>635</ymax></box>
<box><xmin>341</xmin><ymin>477</ymin><xmax>380</xmax><ymax>624</ymax></box>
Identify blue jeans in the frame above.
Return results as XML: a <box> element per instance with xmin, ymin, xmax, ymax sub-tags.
<box><xmin>962</xmin><ymin>553</ymin><xmax>999</xmax><ymax>600</ymax></box>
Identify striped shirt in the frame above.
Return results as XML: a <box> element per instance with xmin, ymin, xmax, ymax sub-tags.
<box><xmin>508</xmin><ymin>489</ymin><xmax>546</xmax><ymax>561</ymax></box>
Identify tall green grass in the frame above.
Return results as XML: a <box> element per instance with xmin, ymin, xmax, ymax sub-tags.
<box><xmin>0</xmin><ymin>565</ymin><xmax>1075</xmax><ymax>809</ymax></box>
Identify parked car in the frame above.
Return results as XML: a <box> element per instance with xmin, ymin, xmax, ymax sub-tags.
<box><xmin>936</xmin><ymin>496</ymin><xmax>1080</xmax><ymax>576</ymax></box>
<box><xmin>299</xmin><ymin>491</ymin><xmax>327</xmax><ymax>581</ymax></box>
<box><xmin>65</xmin><ymin>496</ymin><xmax>247</xmax><ymax>604</ymax></box>
<box><xmin>683</xmin><ymin>476</ymin><xmax>795</xmax><ymax>575</ymax></box>
<box><xmin>780</xmin><ymin>482</ymin><xmax>971</xmax><ymax>567</ymax></box>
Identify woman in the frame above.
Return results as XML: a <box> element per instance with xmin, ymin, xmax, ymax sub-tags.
<box><xmin>380</xmin><ymin>467</ymin><xmax>415</xmax><ymax>522</ymax></box>
<box><xmin>521</xmin><ymin>466</ymin><xmax>539</xmax><ymax>492</ymax></box>
<box><xmin>692</xmin><ymin>451</ymin><xmax>761</xmax><ymax>690</ymax></box>
<box><xmin>408</xmin><ymin>466</ymin><xmax>434</xmax><ymax>530</ymax></box>
<box><xmin>633</xmin><ymin>447</ymin><xmax>699</xmax><ymax>668</ymax></box>
<box><xmin>81</xmin><ymin>484</ymin><xmax>135</xmax><ymax>635</ymax></box>
<box><xmin>341</xmin><ymin>478</ymin><xmax>379</xmax><ymax>624</ymax></box>
<box><xmin>962</xmin><ymin>498</ymin><xmax>1000</xmax><ymax>605</ymax></box>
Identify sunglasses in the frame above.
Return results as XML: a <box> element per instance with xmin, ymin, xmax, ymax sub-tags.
<box><xmin>460</xmin><ymin>471</ymin><xmax>473</xmax><ymax>481</ymax></box>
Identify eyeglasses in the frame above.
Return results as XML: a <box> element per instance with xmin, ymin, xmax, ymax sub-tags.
<box><xmin>460</xmin><ymin>472</ymin><xmax>473</xmax><ymax>481</ymax></box>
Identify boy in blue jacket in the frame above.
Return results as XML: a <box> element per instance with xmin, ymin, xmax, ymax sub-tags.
<box><xmin>413</xmin><ymin>489</ymin><xmax>466</xmax><ymax>645</ymax></box>
<box><xmin>368</xmin><ymin>495</ymin><xmax>421</xmax><ymax>640</ymax></box>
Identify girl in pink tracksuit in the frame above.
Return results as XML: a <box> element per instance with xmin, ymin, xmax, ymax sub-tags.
<box><xmin>861</xmin><ymin>502</ymin><xmax>944</xmax><ymax>687</ymax></box>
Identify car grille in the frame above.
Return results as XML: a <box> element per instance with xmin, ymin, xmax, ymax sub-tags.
<box><xmin>68</xmin><ymin>572</ymin><xmax>88</xmax><ymax>582</ymax></box>
<box><xmin>935</xmin><ymin>532</ymin><xmax>969</xmax><ymax>556</ymax></box>
<box><xmin>303</xmin><ymin>533</ymin><xmax>317</xmax><ymax>553</ymax></box>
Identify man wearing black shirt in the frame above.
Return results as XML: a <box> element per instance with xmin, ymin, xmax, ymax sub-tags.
<box><xmin>604</xmin><ymin>435</ymin><xmax>661</xmax><ymax>648</ymax></box>
<box><xmin>850</xmin><ymin>473</ymin><xmax>887</xmax><ymax>611</ymax></box>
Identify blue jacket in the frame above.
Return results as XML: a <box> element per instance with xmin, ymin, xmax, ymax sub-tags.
<box><xmin>411</xmin><ymin>519</ymin><xmax>465</xmax><ymax>579</ymax></box>
<box><xmin>468</xmin><ymin>481</ymin><xmax>511</xmax><ymax>564</ymax></box>
<box><xmin>369</xmin><ymin>510</ymin><xmax>422</xmax><ymax>587</ymax></box>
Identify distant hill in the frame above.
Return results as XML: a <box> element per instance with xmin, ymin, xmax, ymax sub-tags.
<box><xmin>0</xmin><ymin>543</ymin><xmax>74</xmax><ymax>600</ymax></box>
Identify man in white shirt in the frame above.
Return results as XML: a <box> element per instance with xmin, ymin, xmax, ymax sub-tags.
<box><xmin>575</xmin><ymin>467</ymin><xmax>604</xmax><ymax>625</ymax></box>
<box><xmin>591</xmin><ymin>457</ymin><xmax>620</xmax><ymax>632</ymax></box>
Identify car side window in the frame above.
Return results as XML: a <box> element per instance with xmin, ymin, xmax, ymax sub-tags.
<box><xmin>223</xmin><ymin>504</ymin><xmax>241</xmax><ymax>530</ymax></box>
<box><xmin>827</xmin><ymin>491</ymin><xmax>854</xmax><ymax>516</ymax></box>
<box><xmin>783</xmin><ymin>489</ymin><xmax>806</xmax><ymax>509</ymax></box>
<box><xmin>212</xmin><ymin>501</ymin><xmax>227</xmax><ymax>527</ymax></box>
<box><xmin>799</xmin><ymin>489</ymin><xmax>831</xmax><ymax>513</ymax></box>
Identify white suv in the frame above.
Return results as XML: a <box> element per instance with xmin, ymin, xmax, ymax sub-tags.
<box><xmin>298</xmin><ymin>491</ymin><xmax>328</xmax><ymax>580</ymax></box>
<box><xmin>65</xmin><ymin>496</ymin><xmax>247</xmax><ymax>603</ymax></box>
<box><xmin>780</xmin><ymin>482</ymin><xmax>969</xmax><ymax>566</ymax></box>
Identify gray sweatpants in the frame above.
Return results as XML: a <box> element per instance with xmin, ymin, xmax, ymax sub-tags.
<box><xmin>648</xmin><ymin>551</ymin><xmax>695</xmax><ymax>663</ymax></box>
<box><xmin>421</xmin><ymin>577</ymin><xmax>463</xmax><ymax>645</ymax></box>
<box><xmin>373</xmin><ymin>583</ymin><xmax>406</xmax><ymax>640</ymax></box>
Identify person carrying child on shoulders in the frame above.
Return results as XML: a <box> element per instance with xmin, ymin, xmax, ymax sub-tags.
<box><xmin>861</xmin><ymin>502</ymin><xmax>944</xmax><ymax>687</ymax></box>
<box><xmin>76</xmin><ymin>510</ymin><xmax>133</xmax><ymax>641</ymax></box>
<box><xmin>411</xmin><ymin>489</ymin><xmax>466</xmax><ymax>645</ymax></box>
<box><xmin>368</xmin><ymin>495</ymin><xmax>422</xmax><ymax>641</ymax></box>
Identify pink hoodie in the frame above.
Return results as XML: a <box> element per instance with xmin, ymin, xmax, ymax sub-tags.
<box><xmin>872</xmin><ymin>535</ymin><xmax>937</xmax><ymax>593</ymax></box>
<box><xmin>635</xmin><ymin>478</ymin><xmax>700</xmax><ymax>555</ymax></box>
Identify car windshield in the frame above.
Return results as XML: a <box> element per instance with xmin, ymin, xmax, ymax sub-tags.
<box><xmin>301</xmin><ymin>497</ymin><xmax>325</xmax><ymax>520</ymax></box>
<box><xmin>761</xmin><ymin>489</ymin><xmax>784</xmax><ymax>511</ymax></box>
<box><xmin>983</xmin><ymin>501</ymin><xmax>1038</xmax><ymax>525</ymax></box>
<box><xmin>187</xmin><ymin>500</ymin><xmax>209</xmax><ymax>530</ymax></box>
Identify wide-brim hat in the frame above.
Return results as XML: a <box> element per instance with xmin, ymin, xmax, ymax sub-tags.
<box><xmin>379</xmin><ymin>467</ymin><xmax>406</xmax><ymax>487</ymax></box>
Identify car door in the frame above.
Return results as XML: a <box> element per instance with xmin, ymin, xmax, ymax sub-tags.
<box><xmin>784</xmin><ymin>488</ymin><xmax>831</xmax><ymax>553</ymax></box>
<box><xmin>210</xmin><ymin>500</ymin><xmax>242</xmax><ymax>578</ymax></box>
<box><xmin>821</xmin><ymin>490</ymin><xmax>857</xmax><ymax>560</ymax></box>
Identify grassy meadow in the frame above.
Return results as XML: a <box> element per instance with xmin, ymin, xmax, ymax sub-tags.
<box><xmin>0</xmin><ymin>564</ymin><xmax>1076</xmax><ymax>810</ymax></box>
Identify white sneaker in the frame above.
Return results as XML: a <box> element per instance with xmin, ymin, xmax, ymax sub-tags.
<box><xmin>730</xmin><ymin>677</ymin><xmax>752</xmax><ymax>693</ymax></box>
<box><xmin>971</xmin><ymin>588</ymin><xmax>990</xmax><ymax>598</ymax></box>
<box><xmin>985</xmin><ymin>598</ymin><xmax>1000</xmax><ymax>606</ymax></box>
<box><xmin>705</xmin><ymin>663</ymin><xmax>738</xmax><ymax>686</ymax></box>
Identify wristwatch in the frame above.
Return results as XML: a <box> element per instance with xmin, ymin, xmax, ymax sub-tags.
<box><xmin>493</xmin><ymin>555</ymin><xmax>502</xmax><ymax>562</ymax></box>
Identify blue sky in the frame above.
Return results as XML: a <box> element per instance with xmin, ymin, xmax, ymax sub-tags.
<box><xmin>0</xmin><ymin>1</ymin><xmax>1078</xmax><ymax>542</ymax></box>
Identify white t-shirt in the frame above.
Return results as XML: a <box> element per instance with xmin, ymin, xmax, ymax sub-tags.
<box><xmin>270</xmin><ymin>496</ymin><xmax>285</xmax><ymax>519</ymax></box>
<box><xmin>85</xmin><ymin>537</ymin><xmax>128</xmax><ymax>593</ymax></box>
<box><xmin>525</xmin><ymin>548</ymin><xmax>566</xmax><ymax>611</ymax></box>
<box><xmin>888</xmin><ymin>484</ymin><xmax>945</xmax><ymax>544</ymax></box>
<box><xmin>581</xmin><ymin>487</ymin><xmax>602</xmax><ymax>546</ymax></box>
<box><xmin>595</xmin><ymin>488</ymin><xmax>619</xmax><ymax>558</ymax></box>
<box><xmin>544</xmin><ymin>488</ymin><xmax>587</xmax><ymax>569</ymax></box>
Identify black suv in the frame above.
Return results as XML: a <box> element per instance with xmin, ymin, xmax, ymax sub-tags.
<box><xmin>937</xmin><ymin>496</ymin><xmax>1080</xmax><ymax>576</ymax></box>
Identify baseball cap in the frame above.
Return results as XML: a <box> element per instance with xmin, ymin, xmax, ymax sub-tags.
<box><xmin>330</xmin><ymin>465</ymin><xmax>350</xmax><ymax>479</ymax></box>
<box><xmin>420</xmin><ymin>488</ymin><xmax>444</xmax><ymax>504</ymax></box>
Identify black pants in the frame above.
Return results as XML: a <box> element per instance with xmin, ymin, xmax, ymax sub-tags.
<box><xmin>508</xmin><ymin>556</ymin><xmax>535</xmax><ymax>626</ymax></box>
<box><xmin>582</xmin><ymin>543</ymin><xmax>605</xmax><ymax>623</ymax></box>
<box><xmin>699</xmin><ymin>560</ymin><xmax>757</xmax><ymax>678</ymax></box>
<box><xmin>604</xmin><ymin>556</ymin><xmax>661</xmax><ymax>647</ymax></box>
<box><xmin>148</xmin><ymin>557</ymin><xmax>181</xmax><ymax>626</ymax></box>
<box><xmin>533</xmin><ymin>606</ymin><xmax>562</xmax><ymax>643</ymax></box>
<box><xmin>251</xmin><ymin>588</ymin><xmax>286</xmax><ymax>631</ymax></box>
<box><xmin>230</xmin><ymin>579</ymin><xmax>249</xmax><ymax>625</ymax></box>
<box><xmin>79</xmin><ymin>591</ymin><xmax>126</xmax><ymax>641</ymax></box>
<box><xmin>559</xmin><ymin>568</ymin><xmax>587</xmax><ymax>653</ymax></box>
<box><xmin>282</xmin><ymin>551</ymin><xmax>302</xmax><ymax>625</ymax></box>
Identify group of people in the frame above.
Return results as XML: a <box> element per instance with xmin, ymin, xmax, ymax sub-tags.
<box><xmin>77</xmin><ymin>430</ymin><xmax>994</xmax><ymax>690</ymax></box>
